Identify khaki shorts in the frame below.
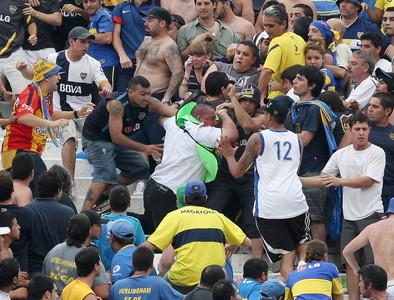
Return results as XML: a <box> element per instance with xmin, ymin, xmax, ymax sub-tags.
<box><xmin>60</xmin><ymin>118</ymin><xmax>85</xmax><ymax>145</ymax></box>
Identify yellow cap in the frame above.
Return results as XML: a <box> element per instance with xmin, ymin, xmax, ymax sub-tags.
<box><xmin>32</xmin><ymin>59</ymin><xmax>62</xmax><ymax>83</ymax></box>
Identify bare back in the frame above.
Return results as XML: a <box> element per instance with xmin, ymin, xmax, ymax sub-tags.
<box><xmin>223</xmin><ymin>16</ymin><xmax>256</xmax><ymax>40</ymax></box>
<box><xmin>135</xmin><ymin>36</ymin><xmax>177</xmax><ymax>94</ymax></box>
<box><xmin>367</xmin><ymin>218</ymin><xmax>394</xmax><ymax>279</ymax></box>
<box><xmin>12</xmin><ymin>181</ymin><xmax>32</xmax><ymax>207</ymax></box>
<box><xmin>161</xmin><ymin>0</ymin><xmax>197</xmax><ymax>23</ymax></box>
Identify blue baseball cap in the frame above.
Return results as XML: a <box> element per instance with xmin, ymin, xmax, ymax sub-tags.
<box><xmin>184</xmin><ymin>180</ymin><xmax>207</xmax><ymax>199</ymax></box>
<box><xmin>260</xmin><ymin>278</ymin><xmax>285</xmax><ymax>300</ymax></box>
<box><xmin>108</xmin><ymin>219</ymin><xmax>135</xmax><ymax>241</ymax></box>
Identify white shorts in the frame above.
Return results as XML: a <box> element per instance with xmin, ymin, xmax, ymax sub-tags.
<box><xmin>60</xmin><ymin>118</ymin><xmax>85</xmax><ymax>145</ymax></box>
<box><xmin>25</xmin><ymin>48</ymin><xmax>56</xmax><ymax>67</ymax></box>
<box><xmin>0</xmin><ymin>47</ymin><xmax>30</xmax><ymax>94</ymax></box>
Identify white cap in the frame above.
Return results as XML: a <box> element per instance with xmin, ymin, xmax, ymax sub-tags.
<box><xmin>0</xmin><ymin>227</ymin><xmax>10</xmax><ymax>235</ymax></box>
<box><xmin>253</xmin><ymin>31</ymin><xmax>269</xmax><ymax>46</ymax></box>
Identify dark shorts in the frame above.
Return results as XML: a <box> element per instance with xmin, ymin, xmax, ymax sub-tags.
<box><xmin>207</xmin><ymin>175</ymin><xmax>259</xmax><ymax>238</ymax></box>
<box><xmin>302</xmin><ymin>172</ymin><xmax>327</xmax><ymax>223</ymax></box>
<box><xmin>341</xmin><ymin>212</ymin><xmax>383</xmax><ymax>265</ymax></box>
<box><xmin>256</xmin><ymin>212</ymin><xmax>311</xmax><ymax>263</ymax></box>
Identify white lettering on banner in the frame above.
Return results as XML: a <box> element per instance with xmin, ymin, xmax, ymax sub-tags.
<box><xmin>59</xmin><ymin>84</ymin><xmax>82</xmax><ymax>94</ymax></box>
<box><xmin>21</xmin><ymin>104</ymin><xmax>34</xmax><ymax>113</ymax></box>
<box><xmin>0</xmin><ymin>15</ymin><xmax>11</xmax><ymax>23</ymax></box>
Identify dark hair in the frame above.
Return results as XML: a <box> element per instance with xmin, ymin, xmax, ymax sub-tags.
<box><xmin>48</xmin><ymin>165</ymin><xmax>72</xmax><ymax>195</ymax></box>
<box><xmin>305</xmin><ymin>41</ymin><xmax>325</xmax><ymax>57</ymax></box>
<box><xmin>200</xmin><ymin>265</ymin><xmax>226</xmax><ymax>288</ymax></box>
<box><xmin>11</xmin><ymin>153</ymin><xmax>34</xmax><ymax>181</ymax></box>
<box><xmin>132</xmin><ymin>247</ymin><xmax>154</xmax><ymax>272</ymax></box>
<box><xmin>237</xmin><ymin>40</ymin><xmax>259</xmax><ymax>60</ymax></box>
<box><xmin>75</xmin><ymin>247</ymin><xmax>100</xmax><ymax>277</ymax></box>
<box><xmin>0</xmin><ymin>258</ymin><xmax>19</xmax><ymax>289</ymax></box>
<box><xmin>360</xmin><ymin>32</ymin><xmax>384</xmax><ymax>57</ymax></box>
<box><xmin>372</xmin><ymin>92</ymin><xmax>394</xmax><ymax>115</ymax></box>
<box><xmin>297</xmin><ymin>66</ymin><xmax>325</xmax><ymax>97</ymax></box>
<box><xmin>262</xmin><ymin>0</ymin><xmax>280</xmax><ymax>11</ymax></box>
<box><xmin>194</xmin><ymin>0</ymin><xmax>215</xmax><ymax>3</ymax></box>
<box><xmin>66</xmin><ymin>214</ymin><xmax>91</xmax><ymax>247</ymax></box>
<box><xmin>109</xmin><ymin>185</ymin><xmax>131</xmax><ymax>212</ymax></box>
<box><xmin>386</xmin><ymin>6</ymin><xmax>394</xmax><ymax>12</ymax></box>
<box><xmin>305</xmin><ymin>240</ymin><xmax>328</xmax><ymax>262</ymax></box>
<box><xmin>293</xmin><ymin>3</ymin><xmax>314</xmax><ymax>19</ymax></box>
<box><xmin>263</xmin><ymin>4</ymin><xmax>289</xmax><ymax>30</ymax></box>
<box><xmin>0</xmin><ymin>170</ymin><xmax>13</xmax><ymax>202</ymax></box>
<box><xmin>171</xmin><ymin>14</ymin><xmax>185</xmax><ymax>28</ymax></box>
<box><xmin>294</xmin><ymin>16</ymin><xmax>312</xmax><ymax>42</ymax></box>
<box><xmin>349</xmin><ymin>112</ymin><xmax>371</xmax><ymax>127</ymax></box>
<box><xmin>320</xmin><ymin>91</ymin><xmax>346</xmax><ymax>112</ymax></box>
<box><xmin>205</xmin><ymin>72</ymin><xmax>230</xmax><ymax>96</ymax></box>
<box><xmin>128</xmin><ymin>76</ymin><xmax>150</xmax><ymax>89</ymax></box>
<box><xmin>243</xmin><ymin>258</ymin><xmax>269</xmax><ymax>279</ymax></box>
<box><xmin>281</xmin><ymin>65</ymin><xmax>303</xmax><ymax>81</ymax></box>
<box><xmin>111</xmin><ymin>234</ymin><xmax>134</xmax><ymax>246</ymax></box>
<box><xmin>0</xmin><ymin>210</ymin><xmax>15</xmax><ymax>231</ymax></box>
<box><xmin>37</xmin><ymin>171</ymin><xmax>62</xmax><ymax>198</ymax></box>
<box><xmin>358</xmin><ymin>264</ymin><xmax>388</xmax><ymax>291</ymax></box>
<box><xmin>212</xmin><ymin>280</ymin><xmax>236</xmax><ymax>300</ymax></box>
<box><xmin>28</xmin><ymin>275</ymin><xmax>55</xmax><ymax>300</ymax></box>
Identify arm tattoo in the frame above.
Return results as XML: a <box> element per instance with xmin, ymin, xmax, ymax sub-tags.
<box><xmin>164</xmin><ymin>44</ymin><xmax>184</xmax><ymax>99</ymax></box>
<box><xmin>135</xmin><ymin>42</ymin><xmax>147</xmax><ymax>63</ymax></box>
<box><xmin>108</xmin><ymin>101</ymin><xmax>123</xmax><ymax>116</ymax></box>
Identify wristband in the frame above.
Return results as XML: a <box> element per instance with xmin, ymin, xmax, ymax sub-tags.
<box><xmin>73</xmin><ymin>111</ymin><xmax>79</xmax><ymax>119</ymax></box>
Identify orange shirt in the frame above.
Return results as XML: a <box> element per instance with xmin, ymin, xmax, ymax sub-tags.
<box><xmin>2</xmin><ymin>84</ymin><xmax>53</xmax><ymax>154</ymax></box>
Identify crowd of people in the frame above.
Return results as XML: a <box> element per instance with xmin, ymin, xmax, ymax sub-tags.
<box><xmin>0</xmin><ymin>0</ymin><xmax>393</xmax><ymax>299</ymax></box>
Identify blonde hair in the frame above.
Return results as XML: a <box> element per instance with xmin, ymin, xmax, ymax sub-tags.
<box><xmin>189</xmin><ymin>35</ymin><xmax>214</xmax><ymax>57</ymax></box>
<box><xmin>305</xmin><ymin>40</ymin><xmax>325</xmax><ymax>57</ymax></box>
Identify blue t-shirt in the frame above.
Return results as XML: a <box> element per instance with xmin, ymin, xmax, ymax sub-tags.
<box><xmin>111</xmin><ymin>245</ymin><xmax>157</xmax><ymax>283</ymax></box>
<box><xmin>369</xmin><ymin>124</ymin><xmax>394</xmax><ymax>196</ymax></box>
<box><xmin>112</xmin><ymin>2</ymin><xmax>156</xmax><ymax>59</ymax></box>
<box><xmin>87</xmin><ymin>7</ymin><xmax>119</xmax><ymax>68</ymax></box>
<box><xmin>290</xmin><ymin>103</ymin><xmax>330</xmax><ymax>174</ymax></box>
<box><xmin>94</xmin><ymin>213</ymin><xmax>146</xmax><ymax>270</ymax></box>
<box><xmin>236</xmin><ymin>278</ymin><xmax>261</xmax><ymax>300</ymax></box>
<box><xmin>110</xmin><ymin>275</ymin><xmax>183</xmax><ymax>300</ymax></box>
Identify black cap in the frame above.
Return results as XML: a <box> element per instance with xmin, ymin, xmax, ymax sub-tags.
<box><xmin>239</xmin><ymin>84</ymin><xmax>261</xmax><ymax>105</ymax></box>
<box><xmin>141</xmin><ymin>7</ymin><xmax>172</xmax><ymax>25</ymax></box>
<box><xmin>81</xmin><ymin>210</ymin><xmax>108</xmax><ymax>225</ymax></box>
<box><xmin>68</xmin><ymin>26</ymin><xmax>95</xmax><ymax>40</ymax></box>
<box><xmin>375</xmin><ymin>67</ymin><xmax>394</xmax><ymax>93</ymax></box>
<box><xmin>264</xmin><ymin>96</ymin><xmax>294</xmax><ymax>120</ymax></box>
<box><xmin>205</xmin><ymin>71</ymin><xmax>235</xmax><ymax>94</ymax></box>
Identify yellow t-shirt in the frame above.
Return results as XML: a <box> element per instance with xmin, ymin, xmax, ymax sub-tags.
<box><xmin>375</xmin><ymin>0</ymin><xmax>394</xmax><ymax>11</ymax></box>
<box><xmin>147</xmin><ymin>206</ymin><xmax>246</xmax><ymax>287</ymax></box>
<box><xmin>263</xmin><ymin>32</ymin><xmax>306</xmax><ymax>98</ymax></box>
<box><xmin>61</xmin><ymin>279</ymin><xmax>95</xmax><ymax>300</ymax></box>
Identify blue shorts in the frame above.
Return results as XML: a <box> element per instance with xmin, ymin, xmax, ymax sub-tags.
<box><xmin>82</xmin><ymin>138</ymin><xmax>149</xmax><ymax>184</ymax></box>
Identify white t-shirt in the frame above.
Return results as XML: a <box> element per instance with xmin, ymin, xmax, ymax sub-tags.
<box><xmin>151</xmin><ymin>117</ymin><xmax>221</xmax><ymax>193</ymax></box>
<box><xmin>0</xmin><ymin>291</ymin><xmax>10</xmax><ymax>300</ymax></box>
<box><xmin>322</xmin><ymin>143</ymin><xmax>385</xmax><ymax>221</ymax></box>
<box><xmin>254</xmin><ymin>129</ymin><xmax>308</xmax><ymax>219</ymax></box>
<box><xmin>346</xmin><ymin>76</ymin><xmax>376</xmax><ymax>110</ymax></box>
<box><xmin>336</xmin><ymin>43</ymin><xmax>352</xmax><ymax>68</ymax></box>
<box><xmin>47</xmin><ymin>50</ymin><xmax>108</xmax><ymax>111</ymax></box>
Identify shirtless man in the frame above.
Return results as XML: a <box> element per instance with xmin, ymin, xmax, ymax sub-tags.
<box><xmin>215</xmin><ymin>0</ymin><xmax>256</xmax><ymax>40</ymax></box>
<box><xmin>343</xmin><ymin>197</ymin><xmax>394</xmax><ymax>295</ymax></box>
<box><xmin>11</xmin><ymin>153</ymin><xmax>34</xmax><ymax>207</ymax></box>
<box><xmin>161</xmin><ymin>0</ymin><xmax>197</xmax><ymax>24</ymax></box>
<box><xmin>136</xmin><ymin>7</ymin><xmax>184</xmax><ymax>104</ymax></box>
<box><xmin>233</xmin><ymin>0</ymin><xmax>255</xmax><ymax>23</ymax></box>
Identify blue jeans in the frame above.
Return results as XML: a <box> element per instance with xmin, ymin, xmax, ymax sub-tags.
<box><xmin>82</xmin><ymin>138</ymin><xmax>149</xmax><ymax>184</ymax></box>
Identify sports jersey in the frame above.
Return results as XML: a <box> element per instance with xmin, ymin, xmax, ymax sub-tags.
<box><xmin>112</xmin><ymin>2</ymin><xmax>156</xmax><ymax>59</ymax></box>
<box><xmin>61</xmin><ymin>279</ymin><xmax>95</xmax><ymax>300</ymax></box>
<box><xmin>87</xmin><ymin>7</ymin><xmax>119</xmax><ymax>68</ymax></box>
<box><xmin>236</xmin><ymin>278</ymin><xmax>261</xmax><ymax>300</ymax></box>
<box><xmin>254</xmin><ymin>129</ymin><xmax>308</xmax><ymax>219</ymax></box>
<box><xmin>147</xmin><ymin>205</ymin><xmax>246</xmax><ymax>287</ymax></box>
<box><xmin>285</xmin><ymin>261</ymin><xmax>343</xmax><ymax>300</ymax></box>
<box><xmin>47</xmin><ymin>51</ymin><xmax>108</xmax><ymax>111</ymax></box>
<box><xmin>82</xmin><ymin>91</ymin><xmax>149</xmax><ymax>143</ymax></box>
<box><xmin>313</xmin><ymin>0</ymin><xmax>339</xmax><ymax>17</ymax></box>
<box><xmin>321</xmin><ymin>67</ymin><xmax>336</xmax><ymax>91</ymax></box>
<box><xmin>263</xmin><ymin>32</ymin><xmax>306</xmax><ymax>98</ymax></box>
<box><xmin>94</xmin><ymin>213</ymin><xmax>146</xmax><ymax>271</ymax></box>
<box><xmin>2</xmin><ymin>84</ymin><xmax>52</xmax><ymax>155</ymax></box>
<box><xmin>111</xmin><ymin>244</ymin><xmax>137</xmax><ymax>283</ymax></box>
<box><xmin>110</xmin><ymin>275</ymin><xmax>183</xmax><ymax>300</ymax></box>
<box><xmin>23</xmin><ymin>0</ymin><xmax>59</xmax><ymax>51</ymax></box>
<box><xmin>0</xmin><ymin>0</ymin><xmax>32</xmax><ymax>58</ymax></box>
<box><xmin>375</xmin><ymin>0</ymin><xmax>394</xmax><ymax>11</ymax></box>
